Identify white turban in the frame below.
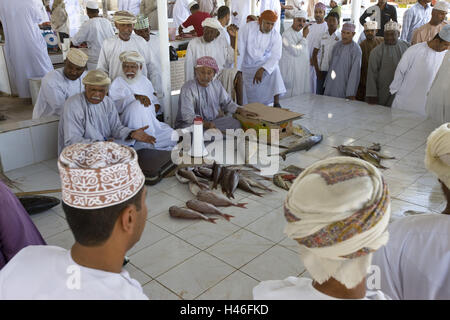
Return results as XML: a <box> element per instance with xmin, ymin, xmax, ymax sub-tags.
<box><xmin>284</xmin><ymin>157</ymin><xmax>390</xmax><ymax>289</ymax></box>
<box><xmin>364</xmin><ymin>20</ymin><xmax>378</xmax><ymax>30</ymax></box>
<box><xmin>294</xmin><ymin>10</ymin><xmax>307</xmax><ymax>19</ymax></box>
<box><xmin>119</xmin><ymin>51</ymin><xmax>145</xmax><ymax>65</ymax></box>
<box><xmin>201</xmin><ymin>17</ymin><xmax>223</xmax><ymax>31</ymax></box>
<box><xmin>384</xmin><ymin>19</ymin><xmax>400</xmax><ymax>32</ymax></box>
<box><xmin>425</xmin><ymin>123</ymin><xmax>450</xmax><ymax>189</ymax></box>
<box><xmin>434</xmin><ymin>1</ymin><xmax>449</xmax><ymax>13</ymax></box>
<box><xmin>66</xmin><ymin>48</ymin><xmax>88</xmax><ymax>67</ymax></box>
<box><xmin>82</xmin><ymin>70</ymin><xmax>111</xmax><ymax>86</ymax></box>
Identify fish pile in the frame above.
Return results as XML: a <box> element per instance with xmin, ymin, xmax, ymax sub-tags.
<box><xmin>335</xmin><ymin>143</ymin><xmax>395</xmax><ymax>169</ymax></box>
<box><xmin>175</xmin><ymin>163</ymin><xmax>273</xmax><ymax>199</ymax></box>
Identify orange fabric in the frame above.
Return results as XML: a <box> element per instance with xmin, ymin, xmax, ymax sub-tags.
<box><xmin>259</xmin><ymin>10</ymin><xmax>278</xmax><ymax>23</ymax></box>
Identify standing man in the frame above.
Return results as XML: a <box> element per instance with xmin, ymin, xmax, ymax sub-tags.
<box><xmin>140</xmin><ymin>0</ymin><xmax>159</xmax><ymax>29</ymax></box>
<box><xmin>199</xmin><ymin>0</ymin><xmax>219</xmax><ymax>16</ymax></box>
<box><xmin>312</xmin><ymin>11</ymin><xmax>340</xmax><ymax>95</ymax></box>
<box><xmin>359</xmin><ymin>0</ymin><xmax>397</xmax><ymax>37</ymax></box>
<box><xmin>178</xmin><ymin>2</ymin><xmax>211</xmax><ymax>36</ymax></box>
<box><xmin>258</xmin><ymin>0</ymin><xmax>282</xmax><ymax>33</ymax></box>
<box><xmin>306</xmin><ymin>2</ymin><xmax>328</xmax><ymax>94</ymax></box>
<box><xmin>0</xmin><ymin>141</ymin><xmax>149</xmax><ymax>299</ymax></box>
<box><xmin>390</xmin><ymin>25</ymin><xmax>450</xmax><ymax>115</ymax></box>
<box><xmin>280</xmin><ymin>10</ymin><xmax>311</xmax><ymax>97</ymax></box>
<box><xmin>71</xmin><ymin>1</ymin><xmax>115</xmax><ymax>70</ymax></box>
<box><xmin>33</xmin><ymin>48</ymin><xmax>88</xmax><ymax>119</ymax></box>
<box><xmin>366</xmin><ymin>20</ymin><xmax>409</xmax><ymax>107</ymax></box>
<box><xmin>426</xmin><ymin>51</ymin><xmax>450</xmax><ymax>123</ymax></box>
<box><xmin>119</xmin><ymin>0</ymin><xmax>142</xmax><ymax>16</ymax></box>
<box><xmin>231</xmin><ymin>0</ymin><xmax>251</xmax><ymax>29</ymax></box>
<box><xmin>217</xmin><ymin>5</ymin><xmax>233</xmax><ymax>45</ymax></box>
<box><xmin>279</xmin><ymin>0</ymin><xmax>294</xmax><ymax>34</ymax></box>
<box><xmin>324</xmin><ymin>23</ymin><xmax>362</xmax><ymax>100</ymax></box>
<box><xmin>0</xmin><ymin>0</ymin><xmax>54</xmax><ymax>98</ymax></box>
<box><xmin>356</xmin><ymin>21</ymin><xmax>384</xmax><ymax>101</ymax></box>
<box><xmin>412</xmin><ymin>1</ymin><xmax>449</xmax><ymax>45</ymax></box>
<box><xmin>237</xmin><ymin>10</ymin><xmax>286</xmax><ymax>107</ymax></box>
<box><xmin>97</xmin><ymin>11</ymin><xmax>159</xmax><ymax>82</ymax></box>
<box><xmin>400</xmin><ymin>0</ymin><xmax>432</xmax><ymax>44</ymax></box>
<box><xmin>173</xmin><ymin>0</ymin><xmax>191</xmax><ymax>27</ymax></box>
<box><xmin>134</xmin><ymin>14</ymin><xmax>163</xmax><ymax>99</ymax></box>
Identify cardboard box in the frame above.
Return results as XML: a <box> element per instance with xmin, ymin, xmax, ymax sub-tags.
<box><xmin>234</xmin><ymin>103</ymin><xmax>303</xmax><ymax>143</ymax></box>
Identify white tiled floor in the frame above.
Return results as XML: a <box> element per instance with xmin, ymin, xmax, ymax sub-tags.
<box><xmin>4</xmin><ymin>94</ymin><xmax>445</xmax><ymax>300</ymax></box>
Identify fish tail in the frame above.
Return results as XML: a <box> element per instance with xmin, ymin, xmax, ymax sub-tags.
<box><xmin>235</xmin><ymin>202</ymin><xmax>248</xmax><ymax>208</ymax></box>
<box><xmin>207</xmin><ymin>217</ymin><xmax>218</xmax><ymax>224</ymax></box>
<box><xmin>222</xmin><ymin>214</ymin><xmax>234</xmax><ymax>221</ymax></box>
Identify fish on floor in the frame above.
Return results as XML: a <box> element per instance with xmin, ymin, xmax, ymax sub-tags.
<box><xmin>169</xmin><ymin>206</ymin><xmax>218</xmax><ymax>224</ymax></box>
<box><xmin>197</xmin><ymin>190</ymin><xmax>247</xmax><ymax>208</ymax></box>
<box><xmin>186</xmin><ymin>199</ymin><xmax>234</xmax><ymax>221</ymax></box>
<box><xmin>275</xmin><ymin>135</ymin><xmax>323</xmax><ymax>160</ymax></box>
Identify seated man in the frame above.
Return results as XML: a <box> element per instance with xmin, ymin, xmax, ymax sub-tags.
<box><xmin>58</xmin><ymin>70</ymin><xmax>156</xmax><ymax>154</ymax></box>
<box><xmin>178</xmin><ymin>1</ymin><xmax>211</xmax><ymax>37</ymax></box>
<box><xmin>32</xmin><ymin>48</ymin><xmax>88</xmax><ymax>119</ymax></box>
<box><xmin>0</xmin><ymin>142</ymin><xmax>149</xmax><ymax>299</ymax></box>
<box><xmin>372</xmin><ymin>123</ymin><xmax>450</xmax><ymax>300</ymax></box>
<box><xmin>175</xmin><ymin>56</ymin><xmax>253</xmax><ymax>131</ymax></box>
<box><xmin>254</xmin><ymin>157</ymin><xmax>391</xmax><ymax>300</ymax></box>
<box><xmin>0</xmin><ymin>180</ymin><xmax>46</xmax><ymax>270</ymax></box>
<box><xmin>184</xmin><ymin>18</ymin><xmax>243</xmax><ymax>104</ymax></box>
<box><xmin>109</xmin><ymin>51</ymin><xmax>177</xmax><ymax>151</ymax></box>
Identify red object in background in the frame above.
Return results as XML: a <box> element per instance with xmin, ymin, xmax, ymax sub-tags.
<box><xmin>181</xmin><ymin>11</ymin><xmax>211</xmax><ymax>37</ymax></box>
<box><xmin>194</xmin><ymin>116</ymin><xmax>203</xmax><ymax>124</ymax></box>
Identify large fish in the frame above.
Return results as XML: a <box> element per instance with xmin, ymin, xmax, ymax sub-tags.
<box><xmin>238</xmin><ymin>178</ymin><xmax>264</xmax><ymax>197</ymax></box>
<box><xmin>212</xmin><ymin>163</ymin><xmax>223</xmax><ymax>189</ymax></box>
<box><xmin>227</xmin><ymin>170</ymin><xmax>240</xmax><ymax>199</ymax></box>
<box><xmin>242</xmin><ymin>176</ymin><xmax>273</xmax><ymax>192</ymax></box>
<box><xmin>178</xmin><ymin>168</ymin><xmax>209</xmax><ymax>189</ymax></box>
<box><xmin>335</xmin><ymin>144</ymin><xmax>395</xmax><ymax>169</ymax></box>
<box><xmin>186</xmin><ymin>199</ymin><xmax>234</xmax><ymax>221</ymax></box>
<box><xmin>197</xmin><ymin>190</ymin><xmax>247</xmax><ymax>208</ymax></box>
<box><xmin>276</xmin><ymin>135</ymin><xmax>323</xmax><ymax>161</ymax></box>
<box><xmin>220</xmin><ymin>168</ymin><xmax>232</xmax><ymax>196</ymax></box>
<box><xmin>169</xmin><ymin>206</ymin><xmax>218</xmax><ymax>223</ymax></box>
<box><xmin>197</xmin><ymin>167</ymin><xmax>213</xmax><ymax>179</ymax></box>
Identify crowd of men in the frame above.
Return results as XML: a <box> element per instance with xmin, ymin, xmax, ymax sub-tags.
<box><xmin>0</xmin><ymin>0</ymin><xmax>449</xmax><ymax>300</ymax></box>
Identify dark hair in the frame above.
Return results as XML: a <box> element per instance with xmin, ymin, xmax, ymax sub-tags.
<box><xmin>62</xmin><ymin>187</ymin><xmax>144</xmax><ymax>247</ymax></box>
<box><xmin>86</xmin><ymin>8</ymin><xmax>99</xmax><ymax>15</ymax></box>
<box><xmin>217</xmin><ymin>6</ymin><xmax>230</xmax><ymax>19</ymax></box>
<box><xmin>326</xmin><ymin>12</ymin><xmax>340</xmax><ymax>21</ymax></box>
<box><xmin>191</xmin><ymin>4</ymin><xmax>200</xmax><ymax>11</ymax></box>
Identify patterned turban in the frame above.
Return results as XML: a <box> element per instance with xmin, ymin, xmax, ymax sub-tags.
<box><xmin>294</xmin><ymin>10</ymin><xmax>308</xmax><ymax>20</ymax></box>
<box><xmin>201</xmin><ymin>17</ymin><xmax>223</xmax><ymax>31</ymax></box>
<box><xmin>364</xmin><ymin>21</ymin><xmax>378</xmax><ymax>31</ymax></box>
<box><xmin>384</xmin><ymin>19</ymin><xmax>400</xmax><ymax>32</ymax></box>
<box><xmin>135</xmin><ymin>14</ymin><xmax>149</xmax><ymax>30</ymax></box>
<box><xmin>82</xmin><ymin>70</ymin><xmax>111</xmax><ymax>86</ymax></box>
<box><xmin>342</xmin><ymin>22</ymin><xmax>356</xmax><ymax>32</ymax></box>
<box><xmin>119</xmin><ymin>51</ymin><xmax>145</xmax><ymax>65</ymax></box>
<box><xmin>58</xmin><ymin>142</ymin><xmax>145</xmax><ymax>210</ymax></box>
<box><xmin>284</xmin><ymin>157</ymin><xmax>391</xmax><ymax>288</ymax></box>
<box><xmin>259</xmin><ymin>10</ymin><xmax>278</xmax><ymax>23</ymax></box>
<box><xmin>113</xmin><ymin>10</ymin><xmax>137</xmax><ymax>24</ymax></box>
<box><xmin>315</xmin><ymin>2</ymin><xmax>327</xmax><ymax>11</ymax></box>
<box><xmin>195</xmin><ymin>56</ymin><xmax>219</xmax><ymax>73</ymax></box>
<box><xmin>425</xmin><ymin>123</ymin><xmax>450</xmax><ymax>189</ymax></box>
<box><xmin>66</xmin><ymin>48</ymin><xmax>88</xmax><ymax>67</ymax></box>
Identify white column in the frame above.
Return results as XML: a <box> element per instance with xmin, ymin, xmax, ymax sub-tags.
<box><xmin>351</xmin><ymin>0</ymin><xmax>362</xmax><ymax>35</ymax></box>
<box><xmin>251</xmin><ymin>0</ymin><xmax>258</xmax><ymax>15</ymax></box>
<box><xmin>157</xmin><ymin>0</ymin><xmax>173</xmax><ymax>126</ymax></box>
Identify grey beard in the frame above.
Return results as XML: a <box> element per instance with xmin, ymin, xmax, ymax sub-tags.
<box><xmin>122</xmin><ymin>70</ymin><xmax>142</xmax><ymax>85</ymax></box>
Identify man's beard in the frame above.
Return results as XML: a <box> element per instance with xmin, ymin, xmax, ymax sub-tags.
<box><xmin>123</xmin><ymin>69</ymin><xmax>142</xmax><ymax>85</ymax></box>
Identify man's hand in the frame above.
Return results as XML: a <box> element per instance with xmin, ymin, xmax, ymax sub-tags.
<box><xmin>253</xmin><ymin>68</ymin><xmax>265</xmax><ymax>84</ymax></box>
<box><xmin>281</xmin><ymin>4</ymin><xmax>294</xmax><ymax>10</ymax></box>
<box><xmin>135</xmin><ymin>94</ymin><xmax>151</xmax><ymax>107</ymax></box>
<box><xmin>235</xmin><ymin>107</ymin><xmax>258</xmax><ymax>118</ymax></box>
<box><xmin>204</xmin><ymin>121</ymin><xmax>216</xmax><ymax>130</ymax></box>
<box><xmin>227</xmin><ymin>24</ymin><xmax>238</xmax><ymax>37</ymax></box>
<box><xmin>366</xmin><ymin>97</ymin><xmax>378</xmax><ymax>105</ymax></box>
<box><xmin>302</xmin><ymin>25</ymin><xmax>310</xmax><ymax>38</ymax></box>
<box><xmin>131</xmin><ymin>126</ymin><xmax>156</xmax><ymax>144</ymax></box>
<box><xmin>155</xmin><ymin>104</ymin><xmax>161</xmax><ymax>113</ymax></box>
